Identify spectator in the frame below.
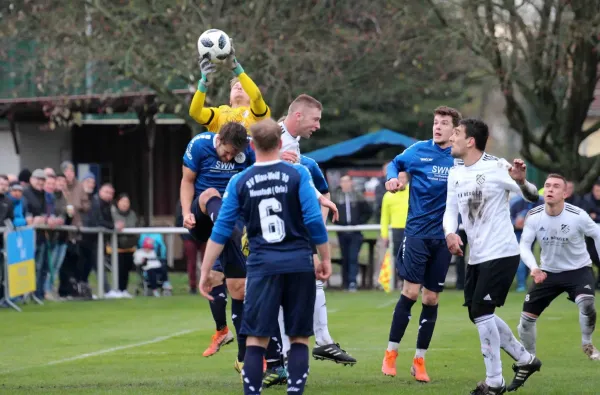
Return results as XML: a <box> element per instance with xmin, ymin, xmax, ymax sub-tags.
<box><xmin>565</xmin><ymin>180</ymin><xmax>583</xmax><ymax>206</ymax></box>
<box><xmin>43</xmin><ymin>174</ymin><xmax>68</xmax><ymax>300</ymax></box>
<box><xmin>137</xmin><ymin>227</ymin><xmax>172</xmax><ymax>295</ymax></box>
<box><xmin>111</xmin><ymin>194</ymin><xmax>138</xmax><ymax>298</ymax></box>
<box><xmin>379</xmin><ymin>171</ymin><xmax>409</xmax><ymax>288</ymax></box>
<box><xmin>7</xmin><ymin>182</ymin><xmax>28</xmax><ymax>227</ymax></box>
<box><xmin>374</xmin><ymin>162</ymin><xmax>390</xmax><ymax>220</ymax></box>
<box><xmin>18</xmin><ymin>169</ymin><xmax>31</xmax><ymax>188</ymax></box>
<box><xmin>23</xmin><ymin>169</ymin><xmax>48</xmax><ymax>300</ymax></box>
<box><xmin>134</xmin><ymin>237</ymin><xmax>168</xmax><ymax>297</ymax></box>
<box><xmin>333</xmin><ymin>175</ymin><xmax>373</xmax><ymax>292</ymax></box>
<box><xmin>80</xmin><ymin>183</ymin><xmax>115</xmax><ymax>295</ymax></box>
<box><xmin>510</xmin><ymin>193</ymin><xmax>544</xmax><ymax>292</ymax></box>
<box><xmin>581</xmin><ymin>179</ymin><xmax>600</xmax><ymax>289</ymax></box>
<box><xmin>0</xmin><ymin>174</ymin><xmax>14</xmax><ymax>298</ymax></box>
<box><xmin>61</xmin><ymin>161</ymin><xmax>92</xmax><ymax>228</ymax></box>
<box><xmin>175</xmin><ymin>200</ymin><xmax>203</xmax><ymax>294</ymax></box>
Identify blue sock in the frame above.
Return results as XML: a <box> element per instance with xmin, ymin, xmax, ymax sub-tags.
<box><xmin>243</xmin><ymin>345</ymin><xmax>265</xmax><ymax>395</ymax></box>
<box><xmin>231</xmin><ymin>298</ymin><xmax>246</xmax><ymax>362</ymax></box>
<box><xmin>388</xmin><ymin>294</ymin><xmax>417</xmax><ymax>344</ymax></box>
<box><xmin>287</xmin><ymin>343</ymin><xmax>309</xmax><ymax>394</ymax></box>
<box><xmin>416</xmin><ymin>303</ymin><xmax>438</xmax><ymax>351</ymax></box>
<box><xmin>209</xmin><ymin>283</ymin><xmax>228</xmax><ymax>331</ymax></box>
<box><xmin>265</xmin><ymin>332</ymin><xmax>283</xmax><ymax>369</ymax></box>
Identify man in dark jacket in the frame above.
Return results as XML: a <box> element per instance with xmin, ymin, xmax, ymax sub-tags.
<box><xmin>79</xmin><ymin>183</ymin><xmax>115</xmax><ymax>292</ymax></box>
<box><xmin>23</xmin><ymin>169</ymin><xmax>50</xmax><ymax>299</ymax></box>
<box><xmin>333</xmin><ymin>175</ymin><xmax>373</xmax><ymax>291</ymax></box>
<box><xmin>0</xmin><ymin>175</ymin><xmax>14</xmax><ymax>298</ymax></box>
<box><xmin>581</xmin><ymin>179</ymin><xmax>600</xmax><ymax>289</ymax></box>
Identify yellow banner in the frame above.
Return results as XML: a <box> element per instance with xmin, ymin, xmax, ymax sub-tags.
<box><xmin>378</xmin><ymin>250</ymin><xmax>392</xmax><ymax>293</ymax></box>
<box><xmin>8</xmin><ymin>259</ymin><xmax>36</xmax><ymax>298</ymax></box>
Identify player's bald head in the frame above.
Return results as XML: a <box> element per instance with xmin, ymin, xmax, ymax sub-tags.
<box><xmin>288</xmin><ymin>94</ymin><xmax>322</xmax><ymax>114</ymax></box>
<box><xmin>250</xmin><ymin>119</ymin><xmax>282</xmax><ymax>153</ymax></box>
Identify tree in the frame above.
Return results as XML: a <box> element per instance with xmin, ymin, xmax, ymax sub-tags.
<box><xmin>428</xmin><ymin>0</ymin><xmax>600</xmax><ymax>193</ymax></box>
<box><xmin>1</xmin><ymin>0</ymin><xmax>471</xmax><ymax>145</ymax></box>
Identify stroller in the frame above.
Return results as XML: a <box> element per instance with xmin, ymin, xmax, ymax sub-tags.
<box><xmin>133</xmin><ymin>236</ymin><xmax>172</xmax><ymax>297</ymax></box>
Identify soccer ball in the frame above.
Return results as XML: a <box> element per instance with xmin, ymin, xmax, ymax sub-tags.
<box><xmin>197</xmin><ymin>29</ymin><xmax>232</xmax><ymax>64</ymax></box>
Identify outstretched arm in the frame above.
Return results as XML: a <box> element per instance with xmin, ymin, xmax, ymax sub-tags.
<box><xmin>189</xmin><ymin>58</ymin><xmax>220</xmax><ymax>126</ymax></box>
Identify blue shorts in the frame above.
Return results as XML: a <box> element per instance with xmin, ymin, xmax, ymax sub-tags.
<box><xmin>241</xmin><ymin>271</ymin><xmax>316</xmax><ymax>338</ymax></box>
<box><xmin>397</xmin><ymin>237</ymin><xmax>451</xmax><ymax>292</ymax></box>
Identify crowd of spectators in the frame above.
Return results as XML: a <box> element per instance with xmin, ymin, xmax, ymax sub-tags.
<box><xmin>0</xmin><ymin>161</ymin><xmax>171</xmax><ymax>303</ymax></box>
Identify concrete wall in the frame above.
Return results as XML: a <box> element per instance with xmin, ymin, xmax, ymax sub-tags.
<box><xmin>0</xmin><ymin>129</ymin><xmax>20</xmax><ymax>175</ymax></box>
<box><xmin>17</xmin><ymin>123</ymin><xmax>72</xmax><ymax>172</ymax></box>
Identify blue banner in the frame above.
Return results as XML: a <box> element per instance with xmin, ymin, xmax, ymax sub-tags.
<box><xmin>6</xmin><ymin>228</ymin><xmax>35</xmax><ymax>265</ymax></box>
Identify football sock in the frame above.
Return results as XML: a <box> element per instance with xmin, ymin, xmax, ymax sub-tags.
<box><xmin>242</xmin><ymin>346</ymin><xmax>265</xmax><ymax>395</ymax></box>
<box><xmin>266</xmin><ymin>332</ymin><xmax>283</xmax><ymax>369</ymax></box>
<box><xmin>415</xmin><ymin>303</ymin><xmax>438</xmax><ymax>359</ymax></box>
<box><xmin>231</xmin><ymin>298</ymin><xmax>246</xmax><ymax>362</ymax></box>
<box><xmin>576</xmin><ymin>295</ymin><xmax>596</xmax><ymax>345</ymax></box>
<box><xmin>387</xmin><ymin>294</ymin><xmax>416</xmax><ymax>351</ymax></box>
<box><xmin>287</xmin><ymin>343</ymin><xmax>310</xmax><ymax>394</ymax></box>
<box><xmin>495</xmin><ymin>315</ymin><xmax>532</xmax><ymax>365</ymax></box>
<box><xmin>475</xmin><ymin>314</ymin><xmax>504</xmax><ymax>388</ymax></box>
<box><xmin>314</xmin><ymin>282</ymin><xmax>334</xmax><ymax>345</ymax></box>
<box><xmin>517</xmin><ymin>312</ymin><xmax>538</xmax><ymax>356</ymax></box>
<box><xmin>209</xmin><ymin>283</ymin><xmax>228</xmax><ymax>331</ymax></box>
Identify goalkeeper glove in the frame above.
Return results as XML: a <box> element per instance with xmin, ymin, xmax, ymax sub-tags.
<box><xmin>197</xmin><ymin>57</ymin><xmax>217</xmax><ymax>93</ymax></box>
<box><xmin>223</xmin><ymin>39</ymin><xmax>244</xmax><ymax>76</ymax></box>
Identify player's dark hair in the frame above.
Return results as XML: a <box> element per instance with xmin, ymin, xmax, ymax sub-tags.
<box><xmin>546</xmin><ymin>173</ymin><xmax>567</xmax><ymax>186</ymax></box>
<box><xmin>434</xmin><ymin>106</ymin><xmax>462</xmax><ymax>127</ymax></box>
<box><xmin>219</xmin><ymin>122</ymin><xmax>249</xmax><ymax>151</ymax></box>
<box><xmin>289</xmin><ymin>94</ymin><xmax>322</xmax><ymax>113</ymax></box>
<box><xmin>459</xmin><ymin>118</ymin><xmax>488</xmax><ymax>151</ymax></box>
<box><xmin>250</xmin><ymin>119</ymin><xmax>281</xmax><ymax>152</ymax></box>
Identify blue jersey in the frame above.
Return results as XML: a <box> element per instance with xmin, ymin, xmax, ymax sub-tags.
<box><xmin>182</xmin><ymin>132</ymin><xmax>255</xmax><ymax>197</ymax></box>
<box><xmin>387</xmin><ymin>140</ymin><xmax>453</xmax><ymax>239</ymax></box>
<box><xmin>210</xmin><ymin>160</ymin><xmax>328</xmax><ymax>277</ymax></box>
<box><xmin>300</xmin><ymin>155</ymin><xmax>329</xmax><ymax>194</ymax></box>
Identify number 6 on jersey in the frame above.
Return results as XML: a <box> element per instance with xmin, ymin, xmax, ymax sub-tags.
<box><xmin>259</xmin><ymin>197</ymin><xmax>286</xmax><ymax>243</ymax></box>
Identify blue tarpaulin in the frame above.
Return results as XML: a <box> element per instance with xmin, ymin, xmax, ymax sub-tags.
<box><xmin>304</xmin><ymin>129</ymin><xmax>417</xmax><ymax>164</ymax></box>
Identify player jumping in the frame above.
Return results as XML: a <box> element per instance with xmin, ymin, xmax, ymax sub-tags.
<box><xmin>199</xmin><ymin>118</ymin><xmax>332</xmax><ymax>395</ymax></box>
<box><xmin>276</xmin><ymin>95</ymin><xmax>357</xmax><ymax>366</ymax></box>
<box><xmin>382</xmin><ymin>106</ymin><xmax>460</xmax><ymax>382</ymax></box>
<box><xmin>443</xmin><ymin>118</ymin><xmax>542</xmax><ymax>395</ymax></box>
<box><xmin>189</xmin><ymin>46</ymin><xmax>270</xmax><ymax>132</ymax></box>
<box><xmin>517</xmin><ymin>174</ymin><xmax>600</xmax><ymax>368</ymax></box>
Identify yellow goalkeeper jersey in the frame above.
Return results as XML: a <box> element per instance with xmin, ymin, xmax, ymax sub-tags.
<box><xmin>189</xmin><ymin>72</ymin><xmax>270</xmax><ymax>134</ymax></box>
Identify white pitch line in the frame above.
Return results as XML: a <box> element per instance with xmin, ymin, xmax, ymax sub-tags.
<box><xmin>376</xmin><ymin>299</ymin><xmax>397</xmax><ymax>309</ymax></box>
<box><xmin>0</xmin><ymin>328</ymin><xmax>198</xmax><ymax>375</ymax></box>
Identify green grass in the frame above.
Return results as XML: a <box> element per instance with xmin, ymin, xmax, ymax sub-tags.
<box><xmin>0</xmin><ymin>278</ymin><xmax>598</xmax><ymax>394</ymax></box>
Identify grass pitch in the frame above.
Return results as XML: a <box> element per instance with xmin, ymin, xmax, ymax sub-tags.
<box><xmin>0</xmin><ymin>277</ymin><xmax>598</xmax><ymax>394</ymax></box>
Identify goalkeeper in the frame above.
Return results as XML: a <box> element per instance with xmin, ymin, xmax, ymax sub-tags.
<box><xmin>189</xmin><ymin>45</ymin><xmax>270</xmax><ymax>133</ymax></box>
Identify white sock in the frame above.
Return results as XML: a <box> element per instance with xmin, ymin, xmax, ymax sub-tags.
<box><xmin>494</xmin><ymin>315</ymin><xmax>532</xmax><ymax>365</ymax></box>
<box><xmin>475</xmin><ymin>314</ymin><xmax>504</xmax><ymax>388</ymax></box>
<box><xmin>278</xmin><ymin>306</ymin><xmax>291</xmax><ymax>356</ymax></box>
<box><xmin>314</xmin><ymin>281</ymin><xmax>334</xmax><ymax>345</ymax></box>
<box><xmin>517</xmin><ymin>312</ymin><xmax>538</xmax><ymax>356</ymax></box>
<box><xmin>387</xmin><ymin>342</ymin><xmax>399</xmax><ymax>352</ymax></box>
<box><xmin>576</xmin><ymin>295</ymin><xmax>596</xmax><ymax>345</ymax></box>
<box><xmin>415</xmin><ymin>349</ymin><xmax>426</xmax><ymax>359</ymax></box>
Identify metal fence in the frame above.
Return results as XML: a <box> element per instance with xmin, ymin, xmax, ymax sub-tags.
<box><xmin>1</xmin><ymin>224</ymin><xmax>391</xmax><ymax>299</ymax></box>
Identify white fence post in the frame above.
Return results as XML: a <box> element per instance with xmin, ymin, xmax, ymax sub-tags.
<box><xmin>111</xmin><ymin>232</ymin><xmax>119</xmax><ymax>292</ymax></box>
<box><xmin>96</xmin><ymin>231</ymin><xmax>105</xmax><ymax>298</ymax></box>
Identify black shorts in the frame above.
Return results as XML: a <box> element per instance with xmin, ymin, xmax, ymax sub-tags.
<box><xmin>523</xmin><ymin>266</ymin><xmax>596</xmax><ymax>316</ymax></box>
<box><xmin>464</xmin><ymin>255</ymin><xmax>520</xmax><ymax>308</ymax></box>
<box><xmin>189</xmin><ymin>196</ymin><xmax>213</xmax><ymax>243</ymax></box>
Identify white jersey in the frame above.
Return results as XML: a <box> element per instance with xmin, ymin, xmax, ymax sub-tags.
<box><xmin>279</xmin><ymin>121</ymin><xmax>301</xmax><ymax>156</ymax></box>
<box><xmin>520</xmin><ymin>203</ymin><xmax>600</xmax><ymax>273</ymax></box>
<box><xmin>443</xmin><ymin>153</ymin><xmax>539</xmax><ymax>265</ymax></box>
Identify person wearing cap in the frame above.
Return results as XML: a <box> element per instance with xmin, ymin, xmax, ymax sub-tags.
<box><xmin>18</xmin><ymin>169</ymin><xmax>31</xmax><ymax>188</ymax></box>
<box><xmin>23</xmin><ymin>169</ymin><xmax>50</xmax><ymax>300</ymax></box>
<box><xmin>7</xmin><ymin>181</ymin><xmax>28</xmax><ymax>227</ymax></box>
